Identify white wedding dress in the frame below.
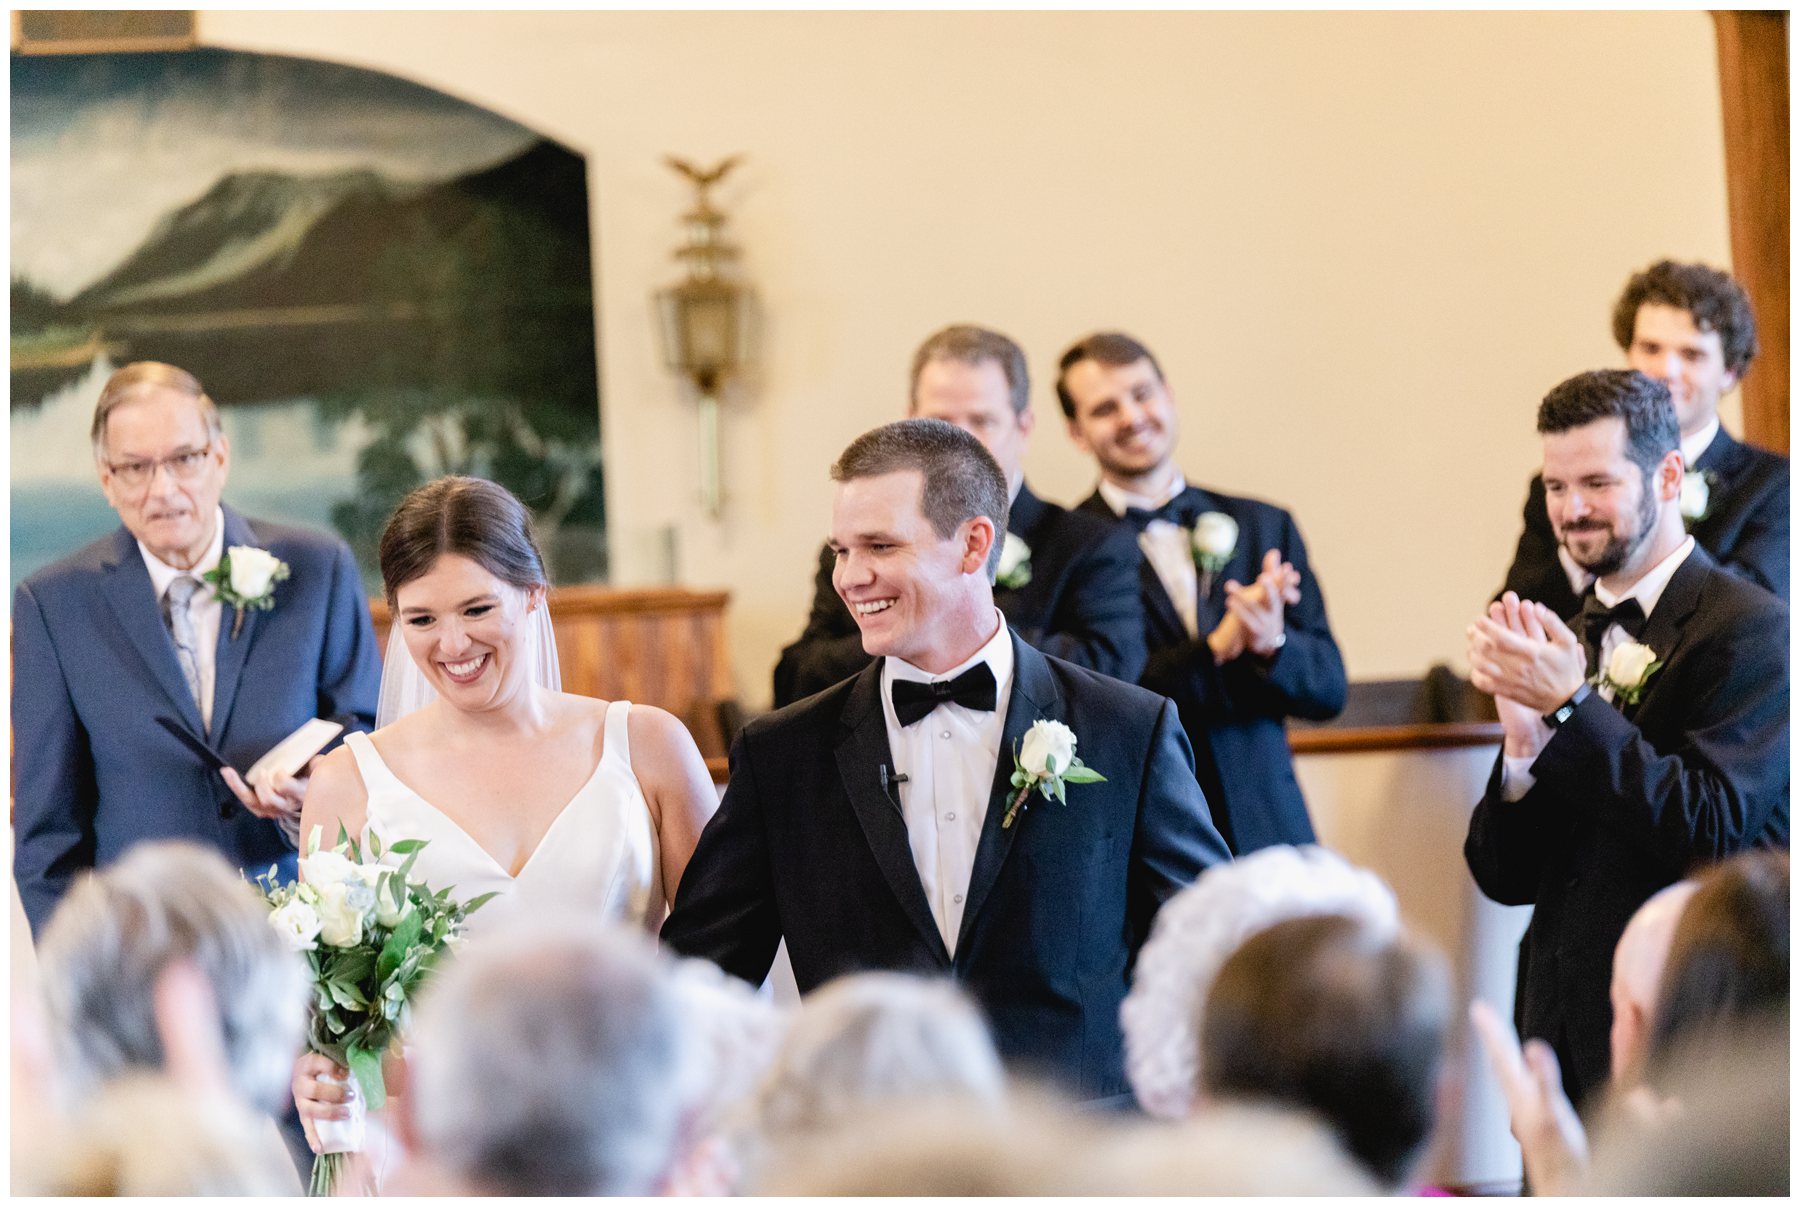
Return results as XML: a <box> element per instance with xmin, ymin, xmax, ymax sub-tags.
<box><xmin>342</xmin><ymin>699</ymin><xmax>665</xmax><ymax>936</ymax></box>
<box><xmin>323</xmin><ymin>699</ymin><xmax>663</xmax><ymax>1193</ymax></box>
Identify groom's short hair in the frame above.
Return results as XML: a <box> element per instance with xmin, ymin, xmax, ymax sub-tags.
<box><xmin>830</xmin><ymin>418</ymin><xmax>1010</xmax><ymax>576</ymax></box>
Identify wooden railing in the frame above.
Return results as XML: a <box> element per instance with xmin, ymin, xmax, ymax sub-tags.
<box><xmin>370</xmin><ymin>585</ymin><xmax>736</xmax><ymax>763</ymax></box>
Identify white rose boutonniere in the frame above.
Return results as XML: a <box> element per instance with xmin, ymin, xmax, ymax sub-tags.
<box><xmin>1595</xmin><ymin>640</ymin><xmax>1661</xmax><ymax>707</ymax></box>
<box><xmin>1002</xmin><ymin>719</ymin><xmax>1107</xmax><ymax>829</ymax></box>
<box><xmin>1679</xmin><ymin>469</ymin><xmax>1713</xmax><ymax>525</ymax></box>
<box><xmin>203</xmin><ymin>545</ymin><xmax>290</xmax><ymax>638</ymax></box>
<box><xmin>996</xmin><ymin>533</ymin><xmax>1033</xmax><ymax>590</ymax></box>
<box><xmin>1190</xmin><ymin>511</ymin><xmax>1237</xmax><ymax>594</ymax></box>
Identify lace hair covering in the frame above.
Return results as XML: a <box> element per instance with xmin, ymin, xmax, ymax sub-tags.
<box><xmin>1120</xmin><ymin>844</ymin><xmax>1400</xmax><ymax>1119</ymax></box>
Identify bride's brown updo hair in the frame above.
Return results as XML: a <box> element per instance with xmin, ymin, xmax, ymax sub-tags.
<box><xmin>378</xmin><ymin>476</ymin><xmax>549</xmax><ymax>604</ymax></box>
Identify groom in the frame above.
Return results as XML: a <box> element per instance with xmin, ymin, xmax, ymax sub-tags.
<box><xmin>663</xmin><ymin>418</ymin><xmax>1230</xmax><ymax>1101</ymax></box>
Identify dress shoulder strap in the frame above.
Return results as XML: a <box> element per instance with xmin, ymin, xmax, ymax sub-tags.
<box><xmin>342</xmin><ymin>730</ymin><xmax>408</xmax><ymax>798</ymax></box>
<box><xmin>602</xmin><ymin>699</ymin><xmax>633</xmax><ymax>769</ymax></box>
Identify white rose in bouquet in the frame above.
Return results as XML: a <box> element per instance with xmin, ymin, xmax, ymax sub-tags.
<box><xmin>269</xmin><ymin>898</ymin><xmax>323</xmax><ymax>952</ymax></box>
<box><xmin>1019</xmin><ymin>719</ymin><xmax>1077</xmax><ymax>778</ymax></box>
<box><xmin>299</xmin><ymin>848</ymin><xmax>358</xmax><ymax>893</ymax></box>
<box><xmin>226</xmin><ymin>545</ymin><xmax>283</xmax><ymax>599</ymax></box>
<box><xmin>1605</xmin><ymin>641</ymin><xmax>1658</xmax><ymax>691</ymax></box>
<box><xmin>360</xmin><ymin>865</ymin><xmax>410</xmax><ymax>928</ymax></box>
<box><xmin>314</xmin><ymin>880</ymin><xmax>371</xmax><ymax>948</ymax></box>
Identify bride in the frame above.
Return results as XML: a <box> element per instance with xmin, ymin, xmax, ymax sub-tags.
<box><xmin>289</xmin><ymin>475</ymin><xmax>718</xmax><ymax>1161</ymax></box>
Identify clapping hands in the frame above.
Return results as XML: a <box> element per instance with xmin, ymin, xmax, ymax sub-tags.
<box><xmin>1209</xmin><ymin>549</ymin><xmax>1301</xmax><ymax>663</ymax></box>
<box><xmin>1467</xmin><ymin>592</ymin><xmax>1587</xmax><ymax>759</ymax></box>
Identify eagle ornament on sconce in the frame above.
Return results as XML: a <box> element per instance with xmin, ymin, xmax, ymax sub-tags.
<box><xmin>654</xmin><ymin>155</ymin><xmax>758</xmax><ymax>520</ymax></box>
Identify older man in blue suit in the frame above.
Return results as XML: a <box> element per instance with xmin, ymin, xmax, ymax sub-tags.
<box><xmin>13</xmin><ymin>361</ymin><xmax>380</xmax><ymax>938</ymax></box>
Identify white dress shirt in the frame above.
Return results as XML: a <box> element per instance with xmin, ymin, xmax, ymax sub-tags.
<box><xmin>879</xmin><ymin>611</ymin><xmax>1014</xmax><ymax>956</ymax></box>
<box><xmin>1098</xmin><ymin>473</ymin><xmax>1199</xmax><ymax>639</ymax></box>
<box><xmin>1553</xmin><ymin>422</ymin><xmax>1719</xmax><ymax>599</ymax></box>
<box><xmin>1503</xmin><ymin>536</ymin><xmax>1696</xmax><ymax>800</ymax></box>
<box><xmin>138</xmin><ymin>506</ymin><xmax>226</xmax><ymax>730</ymax></box>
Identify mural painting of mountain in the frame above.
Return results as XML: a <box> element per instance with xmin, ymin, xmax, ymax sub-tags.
<box><xmin>12</xmin><ymin>48</ymin><xmax>605</xmax><ymax>591</ymax></box>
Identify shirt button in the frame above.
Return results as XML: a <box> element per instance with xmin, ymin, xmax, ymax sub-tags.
<box><xmin>953</xmin><ymin>894</ymin><xmax>964</xmax><ymax>904</ymax></box>
<box><xmin>940</xmin><ymin>730</ymin><xmax>951</xmax><ymax>739</ymax></box>
<box><xmin>945</xmin><ymin>812</ymin><xmax>956</xmax><ymax>821</ymax></box>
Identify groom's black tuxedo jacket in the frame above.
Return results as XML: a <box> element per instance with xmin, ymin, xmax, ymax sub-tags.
<box><xmin>664</xmin><ymin>633</ymin><xmax>1231</xmax><ymax>1099</ymax></box>
<box><xmin>1465</xmin><ymin>545</ymin><xmax>1789</xmax><ymax>1109</ymax></box>
<box><xmin>1076</xmin><ymin>485</ymin><xmax>1347</xmax><ymax>854</ymax></box>
<box><xmin>1500</xmin><ymin>427</ymin><xmax>1790</xmax><ymax>617</ymax></box>
<box><xmin>771</xmin><ymin>482</ymin><xmax>1146</xmax><ymax>708</ymax></box>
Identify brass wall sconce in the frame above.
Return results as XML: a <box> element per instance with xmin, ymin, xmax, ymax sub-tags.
<box><xmin>654</xmin><ymin>155</ymin><xmax>757</xmax><ymax>520</ymax></box>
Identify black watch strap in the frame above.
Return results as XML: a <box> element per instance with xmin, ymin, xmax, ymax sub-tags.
<box><xmin>1542</xmin><ymin>681</ymin><xmax>1592</xmax><ymax>728</ymax></box>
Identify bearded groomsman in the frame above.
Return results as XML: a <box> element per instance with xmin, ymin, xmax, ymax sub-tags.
<box><xmin>1465</xmin><ymin>368</ymin><xmax>1788</xmax><ymax>1111</ymax></box>
<box><xmin>668</xmin><ymin>419</ymin><xmax>1228</xmax><ymax>1102</ymax></box>
<box><xmin>1500</xmin><ymin>260</ymin><xmax>1788</xmax><ymax>615</ymax></box>
<box><xmin>13</xmin><ymin>362</ymin><xmax>381</xmax><ymax>937</ymax></box>
<box><xmin>773</xmin><ymin>325</ymin><xmax>1143</xmax><ymax>707</ymax></box>
<box><xmin>1058</xmin><ymin>332</ymin><xmax>1346</xmax><ymax>854</ymax></box>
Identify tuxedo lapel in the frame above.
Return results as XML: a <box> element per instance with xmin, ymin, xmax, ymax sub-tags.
<box><xmin>208</xmin><ymin>507</ymin><xmax>262</xmax><ymax>742</ymax></box>
<box><xmin>834</xmin><ymin>663</ymin><xmax>951</xmax><ymax>965</ymax></box>
<box><xmin>956</xmin><ymin>635</ymin><xmax>1060</xmax><ymax>955</ymax></box>
<box><xmin>99</xmin><ymin>528</ymin><xmax>206</xmax><ymax>736</ymax></box>
<box><xmin>1618</xmin><ymin>547</ymin><xmax>1709</xmax><ymax>723</ymax></box>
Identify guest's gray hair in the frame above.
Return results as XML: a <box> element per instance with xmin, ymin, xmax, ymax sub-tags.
<box><xmin>752</xmin><ymin>971</ymin><xmax>1006</xmax><ymax>1143</ymax></box>
<box><xmin>407</xmin><ymin>920</ymin><xmax>689</xmax><ymax>1196</ymax></box>
<box><xmin>89</xmin><ymin>361</ymin><xmax>224</xmax><ymax>460</ymax></box>
<box><xmin>35</xmin><ymin>841</ymin><xmax>308</xmax><ymax>1113</ymax></box>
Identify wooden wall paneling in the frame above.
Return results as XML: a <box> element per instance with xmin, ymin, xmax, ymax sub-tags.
<box><xmin>1713</xmin><ymin>10</ymin><xmax>1790</xmax><ymax>453</ymax></box>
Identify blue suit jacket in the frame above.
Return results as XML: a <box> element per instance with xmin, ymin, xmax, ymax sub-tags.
<box><xmin>13</xmin><ymin>506</ymin><xmax>381</xmax><ymax>937</ymax></box>
<box><xmin>1078</xmin><ymin>486</ymin><xmax>1348</xmax><ymax>853</ymax></box>
<box><xmin>664</xmin><ymin>633</ymin><xmax>1231</xmax><ymax>1100</ymax></box>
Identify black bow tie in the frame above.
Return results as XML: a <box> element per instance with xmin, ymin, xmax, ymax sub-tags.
<box><xmin>891</xmin><ymin>662</ymin><xmax>998</xmax><ymax>726</ymax></box>
<box><xmin>1123</xmin><ymin>496</ymin><xmax>1198</xmax><ymax>532</ymax></box>
<box><xmin>1578</xmin><ymin>593</ymin><xmax>1646</xmax><ymax>673</ymax></box>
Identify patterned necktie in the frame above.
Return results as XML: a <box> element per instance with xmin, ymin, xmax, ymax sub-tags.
<box><xmin>1577</xmin><ymin>592</ymin><xmax>1645</xmax><ymax>678</ymax></box>
<box><xmin>891</xmin><ymin>662</ymin><xmax>998</xmax><ymax>726</ymax></box>
<box><xmin>162</xmin><ymin>575</ymin><xmax>203</xmax><ymax>706</ymax></box>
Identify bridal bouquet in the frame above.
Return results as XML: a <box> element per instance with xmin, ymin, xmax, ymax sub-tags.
<box><xmin>255</xmin><ymin>825</ymin><xmax>496</xmax><ymax>1196</ymax></box>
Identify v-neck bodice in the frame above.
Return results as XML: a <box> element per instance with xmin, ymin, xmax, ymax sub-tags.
<box><xmin>343</xmin><ymin>701</ymin><xmax>664</xmax><ymax>935</ymax></box>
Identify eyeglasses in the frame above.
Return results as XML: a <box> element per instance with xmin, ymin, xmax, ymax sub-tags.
<box><xmin>105</xmin><ymin>444</ymin><xmax>215</xmax><ymax>489</ymax></box>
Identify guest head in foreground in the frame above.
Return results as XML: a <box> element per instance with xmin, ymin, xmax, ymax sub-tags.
<box><xmin>752</xmin><ymin>971</ymin><xmax>1006</xmax><ymax>1143</ymax></box>
<box><xmin>828</xmin><ymin>417</ymin><xmax>1009</xmax><ymax>672</ymax></box>
<box><xmin>1643</xmin><ymin>848</ymin><xmax>1788</xmax><ymax>1087</ymax></box>
<box><xmin>1611</xmin><ymin>260</ymin><xmax>1757</xmax><ymax>438</ymax></box>
<box><xmin>36</xmin><ymin>840</ymin><xmax>308</xmax><ymax>1113</ymax></box>
<box><xmin>1199</xmin><ymin>913</ymin><xmax>1452</xmax><ymax>1190</ymax></box>
<box><xmin>1607</xmin><ymin>878</ymin><xmax>1698</xmax><ymax>1088</ymax></box>
<box><xmin>400</xmin><ymin>920</ymin><xmax>691</xmax><ymax>1196</ymax></box>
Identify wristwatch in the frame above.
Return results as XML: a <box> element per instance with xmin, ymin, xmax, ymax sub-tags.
<box><xmin>1542</xmin><ymin>681</ymin><xmax>1592</xmax><ymax>728</ymax></box>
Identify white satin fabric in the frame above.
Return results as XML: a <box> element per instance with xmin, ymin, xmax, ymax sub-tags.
<box><xmin>342</xmin><ymin>700</ymin><xmax>664</xmax><ymax>937</ymax></box>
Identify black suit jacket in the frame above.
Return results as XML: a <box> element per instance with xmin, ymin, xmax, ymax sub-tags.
<box><xmin>1077</xmin><ymin>486</ymin><xmax>1347</xmax><ymax>853</ymax></box>
<box><xmin>664</xmin><ymin>633</ymin><xmax>1231</xmax><ymax>1099</ymax></box>
<box><xmin>1500</xmin><ymin>427</ymin><xmax>1790</xmax><ymax>617</ymax></box>
<box><xmin>1465</xmin><ymin>546</ymin><xmax>1789</xmax><ymax>1108</ymax></box>
<box><xmin>771</xmin><ymin>482</ymin><xmax>1146</xmax><ymax>707</ymax></box>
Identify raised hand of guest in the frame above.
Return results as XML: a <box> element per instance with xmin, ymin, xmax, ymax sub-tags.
<box><xmin>1470</xmin><ymin>1000</ymin><xmax>1588</xmax><ymax>1195</ymax></box>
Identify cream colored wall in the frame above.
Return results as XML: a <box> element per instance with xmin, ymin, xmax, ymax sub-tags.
<box><xmin>203</xmin><ymin>11</ymin><xmax>1732</xmax><ymax>709</ymax></box>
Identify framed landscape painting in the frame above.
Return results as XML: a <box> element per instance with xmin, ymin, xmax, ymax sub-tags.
<box><xmin>12</xmin><ymin>47</ymin><xmax>606</xmax><ymax>591</ymax></box>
